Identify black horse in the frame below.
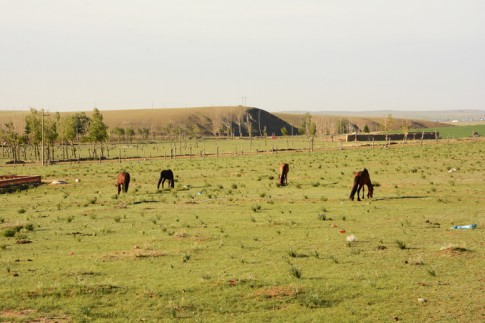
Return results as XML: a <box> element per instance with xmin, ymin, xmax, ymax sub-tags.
<box><xmin>157</xmin><ymin>169</ymin><xmax>174</xmax><ymax>189</ymax></box>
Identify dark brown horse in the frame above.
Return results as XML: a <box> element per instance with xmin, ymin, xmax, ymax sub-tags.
<box><xmin>278</xmin><ymin>163</ymin><xmax>289</xmax><ymax>186</ymax></box>
<box><xmin>116</xmin><ymin>172</ymin><xmax>130</xmax><ymax>195</ymax></box>
<box><xmin>349</xmin><ymin>168</ymin><xmax>373</xmax><ymax>201</ymax></box>
<box><xmin>157</xmin><ymin>169</ymin><xmax>174</xmax><ymax>190</ymax></box>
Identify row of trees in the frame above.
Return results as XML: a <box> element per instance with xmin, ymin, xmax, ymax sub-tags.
<box><xmin>1</xmin><ymin>107</ymin><xmax>397</xmax><ymax>163</ymax></box>
<box><xmin>293</xmin><ymin>113</ymin><xmax>395</xmax><ymax>137</ymax></box>
<box><xmin>0</xmin><ymin>108</ymin><xmax>108</xmax><ymax>163</ymax></box>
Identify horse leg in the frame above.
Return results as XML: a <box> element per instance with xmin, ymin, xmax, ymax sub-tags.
<box><xmin>350</xmin><ymin>182</ymin><xmax>358</xmax><ymax>200</ymax></box>
<box><xmin>356</xmin><ymin>184</ymin><xmax>362</xmax><ymax>201</ymax></box>
<box><xmin>162</xmin><ymin>178</ymin><xmax>166</xmax><ymax>189</ymax></box>
<box><xmin>117</xmin><ymin>184</ymin><xmax>121</xmax><ymax>195</ymax></box>
<box><xmin>361</xmin><ymin>185</ymin><xmax>365</xmax><ymax>200</ymax></box>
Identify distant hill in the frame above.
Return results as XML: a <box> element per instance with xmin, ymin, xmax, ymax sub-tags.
<box><xmin>0</xmin><ymin>106</ymin><xmax>299</xmax><ymax>137</ymax></box>
<box><xmin>1</xmin><ymin>106</ymin><xmax>457</xmax><ymax>136</ymax></box>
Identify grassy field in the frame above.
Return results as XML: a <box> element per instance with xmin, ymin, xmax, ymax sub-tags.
<box><xmin>410</xmin><ymin>124</ymin><xmax>485</xmax><ymax>139</ymax></box>
<box><xmin>0</xmin><ymin>139</ymin><xmax>484</xmax><ymax>322</ymax></box>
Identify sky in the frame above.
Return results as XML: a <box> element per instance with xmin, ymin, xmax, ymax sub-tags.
<box><xmin>1</xmin><ymin>0</ymin><xmax>484</xmax><ymax>112</ymax></box>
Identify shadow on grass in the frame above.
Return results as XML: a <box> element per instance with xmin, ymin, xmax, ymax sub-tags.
<box><xmin>373</xmin><ymin>196</ymin><xmax>429</xmax><ymax>201</ymax></box>
<box><xmin>132</xmin><ymin>200</ymin><xmax>160</xmax><ymax>204</ymax></box>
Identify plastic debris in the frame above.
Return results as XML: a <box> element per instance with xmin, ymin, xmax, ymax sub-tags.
<box><xmin>451</xmin><ymin>224</ymin><xmax>477</xmax><ymax>230</ymax></box>
<box><xmin>346</xmin><ymin>235</ymin><xmax>356</xmax><ymax>242</ymax></box>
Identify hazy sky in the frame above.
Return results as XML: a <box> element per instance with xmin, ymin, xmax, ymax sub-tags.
<box><xmin>1</xmin><ymin>0</ymin><xmax>484</xmax><ymax>112</ymax></box>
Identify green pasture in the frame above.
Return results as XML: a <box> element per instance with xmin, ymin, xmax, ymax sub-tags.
<box><xmin>0</xmin><ymin>140</ymin><xmax>484</xmax><ymax>322</ymax></box>
<box><xmin>409</xmin><ymin>124</ymin><xmax>485</xmax><ymax>139</ymax></box>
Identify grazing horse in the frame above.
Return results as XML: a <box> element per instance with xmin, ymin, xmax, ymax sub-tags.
<box><xmin>116</xmin><ymin>172</ymin><xmax>130</xmax><ymax>195</ymax></box>
<box><xmin>278</xmin><ymin>163</ymin><xmax>289</xmax><ymax>186</ymax></box>
<box><xmin>349</xmin><ymin>168</ymin><xmax>373</xmax><ymax>201</ymax></box>
<box><xmin>157</xmin><ymin>169</ymin><xmax>174</xmax><ymax>189</ymax></box>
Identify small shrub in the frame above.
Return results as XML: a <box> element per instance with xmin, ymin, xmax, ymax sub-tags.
<box><xmin>17</xmin><ymin>208</ymin><xmax>26</xmax><ymax>214</ymax></box>
<box><xmin>3</xmin><ymin>229</ymin><xmax>16</xmax><ymax>237</ymax></box>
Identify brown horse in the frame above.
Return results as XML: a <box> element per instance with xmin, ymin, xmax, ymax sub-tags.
<box><xmin>116</xmin><ymin>172</ymin><xmax>130</xmax><ymax>195</ymax></box>
<box><xmin>278</xmin><ymin>163</ymin><xmax>289</xmax><ymax>186</ymax></box>
<box><xmin>349</xmin><ymin>168</ymin><xmax>373</xmax><ymax>201</ymax></box>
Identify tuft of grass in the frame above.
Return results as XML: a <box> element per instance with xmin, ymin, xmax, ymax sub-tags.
<box><xmin>317</xmin><ymin>211</ymin><xmax>327</xmax><ymax>221</ymax></box>
<box><xmin>24</xmin><ymin>223</ymin><xmax>35</xmax><ymax>231</ymax></box>
<box><xmin>289</xmin><ymin>264</ymin><xmax>302</xmax><ymax>279</ymax></box>
<box><xmin>251</xmin><ymin>204</ymin><xmax>261</xmax><ymax>212</ymax></box>
<box><xmin>427</xmin><ymin>268</ymin><xmax>436</xmax><ymax>277</ymax></box>
<box><xmin>182</xmin><ymin>253</ymin><xmax>191</xmax><ymax>263</ymax></box>
<box><xmin>395</xmin><ymin>240</ymin><xmax>406</xmax><ymax>250</ymax></box>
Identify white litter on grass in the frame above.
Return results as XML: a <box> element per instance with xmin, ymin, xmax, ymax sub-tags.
<box><xmin>75</xmin><ymin>178</ymin><xmax>81</xmax><ymax>183</ymax></box>
<box><xmin>346</xmin><ymin>235</ymin><xmax>356</xmax><ymax>242</ymax></box>
<box><xmin>51</xmin><ymin>180</ymin><xmax>68</xmax><ymax>185</ymax></box>
<box><xmin>448</xmin><ymin>168</ymin><xmax>457</xmax><ymax>172</ymax></box>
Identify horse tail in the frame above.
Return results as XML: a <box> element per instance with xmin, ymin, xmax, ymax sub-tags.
<box><xmin>124</xmin><ymin>173</ymin><xmax>130</xmax><ymax>193</ymax></box>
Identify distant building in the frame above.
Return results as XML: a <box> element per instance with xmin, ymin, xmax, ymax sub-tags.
<box><xmin>346</xmin><ymin>132</ymin><xmax>439</xmax><ymax>142</ymax></box>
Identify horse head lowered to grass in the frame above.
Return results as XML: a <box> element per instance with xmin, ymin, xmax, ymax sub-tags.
<box><xmin>157</xmin><ymin>169</ymin><xmax>174</xmax><ymax>190</ymax></box>
<box><xmin>349</xmin><ymin>168</ymin><xmax>373</xmax><ymax>201</ymax></box>
<box><xmin>116</xmin><ymin>172</ymin><xmax>130</xmax><ymax>195</ymax></box>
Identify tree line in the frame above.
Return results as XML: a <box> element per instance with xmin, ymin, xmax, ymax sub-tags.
<box><xmin>0</xmin><ymin>107</ymin><xmax>393</xmax><ymax>163</ymax></box>
<box><xmin>0</xmin><ymin>108</ymin><xmax>108</xmax><ymax>163</ymax></box>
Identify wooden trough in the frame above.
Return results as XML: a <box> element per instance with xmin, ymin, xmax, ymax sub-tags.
<box><xmin>0</xmin><ymin>175</ymin><xmax>42</xmax><ymax>188</ymax></box>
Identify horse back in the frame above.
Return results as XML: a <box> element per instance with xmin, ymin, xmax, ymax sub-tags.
<box><xmin>160</xmin><ymin>169</ymin><xmax>174</xmax><ymax>179</ymax></box>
